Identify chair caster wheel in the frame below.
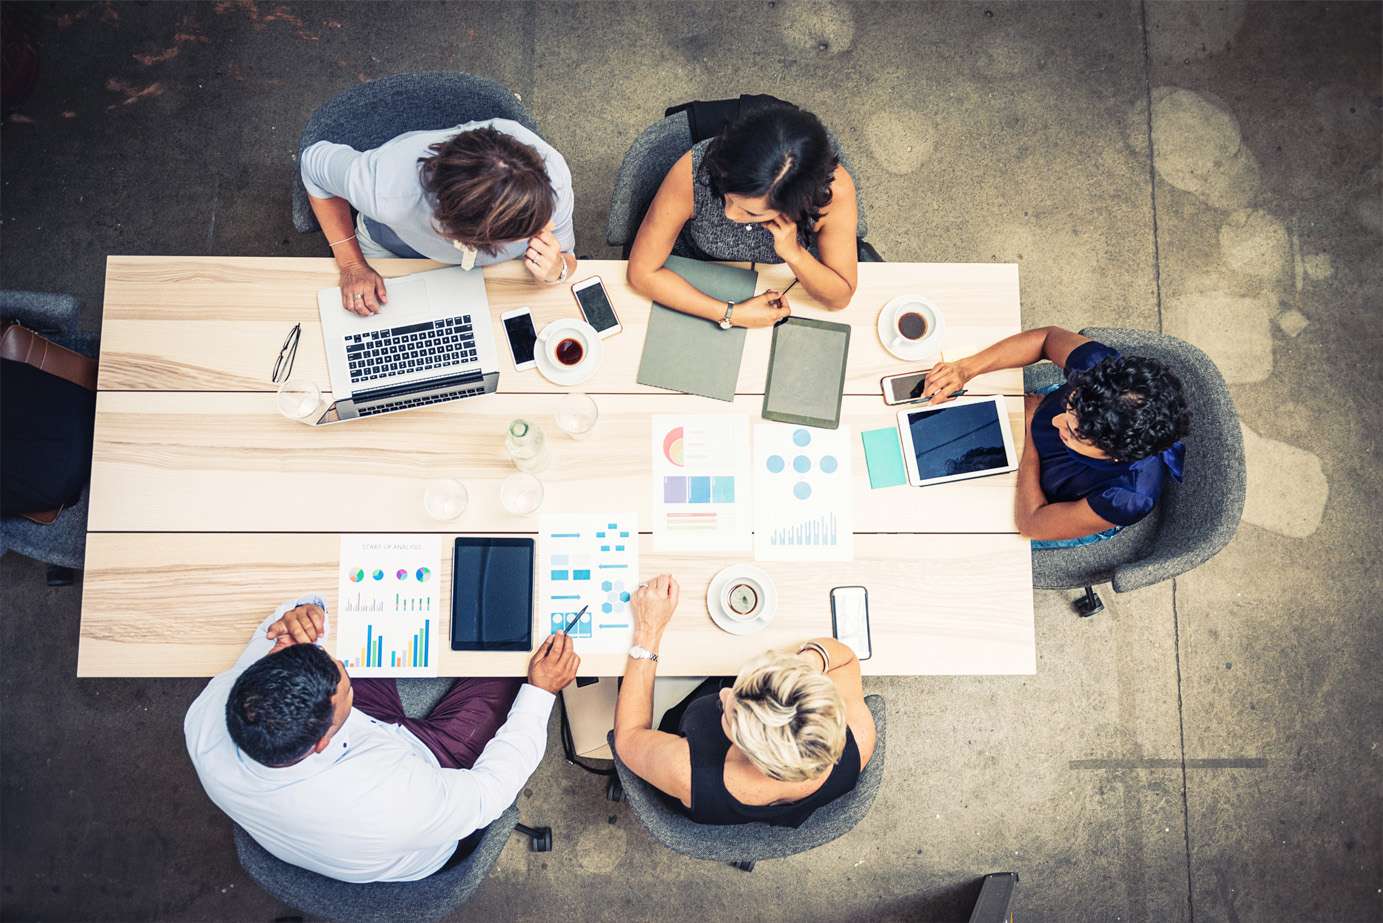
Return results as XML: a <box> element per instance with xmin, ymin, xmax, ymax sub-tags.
<box><xmin>530</xmin><ymin>826</ymin><xmax>553</xmax><ymax>852</ymax></box>
<box><xmin>606</xmin><ymin>777</ymin><xmax>624</xmax><ymax>802</ymax></box>
<box><xmin>1074</xmin><ymin>586</ymin><xmax>1104</xmax><ymax>618</ymax></box>
<box><xmin>46</xmin><ymin>565</ymin><xmax>75</xmax><ymax>587</ymax></box>
<box><xmin>730</xmin><ymin>860</ymin><xmax>755</xmax><ymax>872</ymax></box>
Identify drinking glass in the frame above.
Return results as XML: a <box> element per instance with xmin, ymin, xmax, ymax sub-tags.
<box><xmin>500</xmin><ymin>472</ymin><xmax>544</xmax><ymax>515</ymax></box>
<box><xmin>276</xmin><ymin>379</ymin><xmax>324</xmax><ymax>425</ymax></box>
<box><xmin>554</xmin><ymin>392</ymin><xmax>598</xmax><ymax>440</ymax></box>
<box><xmin>423</xmin><ymin>478</ymin><xmax>469</xmax><ymax>522</ymax></box>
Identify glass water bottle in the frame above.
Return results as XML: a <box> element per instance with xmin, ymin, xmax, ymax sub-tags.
<box><xmin>505</xmin><ymin>419</ymin><xmax>548</xmax><ymax>472</ymax></box>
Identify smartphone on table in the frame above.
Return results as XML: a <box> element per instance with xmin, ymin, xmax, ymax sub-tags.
<box><xmin>501</xmin><ymin>307</ymin><xmax>538</xmax><ymax>371</ymax></box>
<box><xmin>880</xmin><ymin>367</ymin><xmax>935</xmax><ymax>406</ymax></box>
<box><xmin>830</xmin><ymin>586</ymin><xmax>872</xmax><ymax>661</ymax></box>
<box><xmin>571</xmin><ymin>276</ymin><xmax>622</xmax><ymax>338</ymax></box>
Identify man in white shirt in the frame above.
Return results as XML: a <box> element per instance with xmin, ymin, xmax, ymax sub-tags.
<box><xmin>300</xmin><ymin>118</ymin><xmax>578</xmax><ymax>316</ymax></box>
<box><xmin>185</xmin><ymin>595</ymin><xmax>578</xmax><ymax>883</ymax></box>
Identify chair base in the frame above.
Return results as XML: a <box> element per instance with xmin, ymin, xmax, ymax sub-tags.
<box><xmin>729</xmin><ymin>860</ymin><xmax>755</xmax><ymax>872</ymax></box>
<box><xmin>606</xmin><ymin>777</ymin><xmax>624</xmax><ymax>802</ymax></box>
<box><xmin>1074</xmin><ymin>586</ymin><xmax>1105</xmax><ymax>618</ymax></box>
<box><xmin>514</xmin><ymin>823</ymin><xmax>552</xmax><ymax>852</ymax></box>
<box><xmin>46</xmin><ymin>565</ymin><xmax>75</xmax><ymax>587</ymax></box>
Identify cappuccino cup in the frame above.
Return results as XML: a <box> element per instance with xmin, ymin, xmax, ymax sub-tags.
<box><xmin>720</xmin><ymin>578</ymin><xmax>764</xmax><ymax>621</ymax></box>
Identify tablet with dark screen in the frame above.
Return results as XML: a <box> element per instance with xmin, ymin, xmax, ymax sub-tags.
<box><xmin>897</xmin><ymin>396</ymin><xmax>1019</xmax><ymax>487</ymax></box>
<box><xmin>450</xmin><ymin>538</ymin><xmax>534</xmax><ymax>651</ymax></box>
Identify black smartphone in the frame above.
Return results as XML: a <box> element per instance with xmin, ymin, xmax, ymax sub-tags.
<box><xmin>830</xmin><ymin>586</ymin><xmax>872</xmax><ymax>661</ymax></box>
<box><xmin>501</xmin><ymin>308</ymin><xmax>538</xmax><ymax>371</ymax></box>
<box><xmin>450</xmin><ymin>538</ymin><xmax>534</xmax><ymax>651</ymax></box>
<box><xmin>880</xmin><ymin>368</ymin><xmax>934</xmax><ymax>405</ymax></box>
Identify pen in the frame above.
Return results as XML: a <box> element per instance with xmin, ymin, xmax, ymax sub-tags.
<box><xmin>562</xmin><ymin>605</ymin><xmax>589</xmax><ymax>634</ymax></box>
<box><xmin>772</xmin><ymin>277</ymin><xmax>799</xmax><ymax>307</ymax></box>
<box><xmin>908</xmin><ymin>388</ymin><xmax>968</xmax><ymax>404</ymax></box>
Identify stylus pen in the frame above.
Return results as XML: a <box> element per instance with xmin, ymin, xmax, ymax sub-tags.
<box><xmin>911</xmin><ymin>389</ymin><xmax>968</xmax><ymax>405</ymax></box>
<box><xmin>563</xmin><ymin>605</ymin><xmax>589</xmax><ymax>634</ymax></box>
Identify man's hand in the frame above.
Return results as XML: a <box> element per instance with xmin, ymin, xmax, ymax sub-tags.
<box><xmin>920</xmin><ymin>358</ymin><xmax>974</xmax><ymax>405</ymax></box>
<box><xmin>733</xmin><ymin>291</ymin><xmax>792</xmax><ymax>328</ymax></box>
<box><xmin>528</xmin><ymin>631</ymin><xmax>580</xmax><ymax>693</ymax></box>
<box><xmin>266</xmin><ymin>603</ymin><xmax>326</xmax><ymax>652</ymax></box>
<box><xmin>524</xmin><ymin>225</ymin><xmax>566</xmax><ymax>283</ymax></box>
<box><xmin>764</xmin><ymin>215</ymin><xmax>803</xmax><ymax>262</ymax></box>
<box><xmin>339</xmin><ymin>262</ymin><xmax>388</xmax><ymax>316</ymax></box>
<box><xmin>631</xmin><ymin>574</ymin><xmax>679</xmax><ymax>649</ymax></box>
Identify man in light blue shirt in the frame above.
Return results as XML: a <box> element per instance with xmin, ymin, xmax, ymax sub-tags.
<box><xmin>301</xmin><ymin>118</ymin><xmax>577</xmax><ymax>316</ymax></box>
<box><xmin>185</xmin><ymin>595</ymin><xmax>579</xmax><ymax>883</ymax></box>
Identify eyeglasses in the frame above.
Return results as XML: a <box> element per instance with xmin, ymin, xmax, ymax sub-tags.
<box><xmin>272</xmin><ymin>323</ymin><xmax>301</xmax><ymax>384</ymax></box>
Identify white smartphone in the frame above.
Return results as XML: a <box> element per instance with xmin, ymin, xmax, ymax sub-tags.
<box><xmin>500</xmin><ymin>307</ymin><xmax>538</xmax><ymax>371</ymax></box>
<box><xmin>880</xmin><ymin>367</ymin><xmax>935</xmax><ymax>405</ymax></box>
<box><xmin>571</xmin><ymin>276</ymin><xmax>622</xmax><ymax>338</ymax></box>
<box><xmin>830</xmin><ymin>586</ymin><xmax>872</xmax><ymax>661</ymax></box>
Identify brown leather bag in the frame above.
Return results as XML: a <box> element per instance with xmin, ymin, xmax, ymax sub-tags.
<box><xmin>0</xmin><ymin>322</ymin><xmax>98</xmax><ymax>523</ymax></box>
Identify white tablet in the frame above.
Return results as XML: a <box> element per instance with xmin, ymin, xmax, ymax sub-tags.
<box><xmin>897</xmin><ymin>395</ymin><xmax>1019</xmax><ymax>487</ymax></box>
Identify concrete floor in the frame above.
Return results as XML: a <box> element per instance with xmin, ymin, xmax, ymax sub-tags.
<box><xmin>1</xmin><ymin>1</ymin><xmax>1380</xmax><ymax>920</ymax></box>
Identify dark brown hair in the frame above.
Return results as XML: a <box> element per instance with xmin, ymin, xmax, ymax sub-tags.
<box><xmin>418</xmin><ymin>127</ymin><xmax>555</xmax><ymax>254</ymax></box>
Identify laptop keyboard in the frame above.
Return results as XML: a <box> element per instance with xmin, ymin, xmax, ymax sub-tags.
<box><xmin>357</xmin><ymin>384</ymin><xmax>489</xmax><ymax>417</ymax></box>
<box><xmin>345</xmin><ymin>315</ymin><xmax>477</xmax><ymax>384</ymax></box>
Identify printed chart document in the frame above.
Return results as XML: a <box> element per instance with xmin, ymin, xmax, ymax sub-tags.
<box><xmin>539</xmin><ymin>514</ymin><xmax>640</xmax><ymax>654</ymax></box>
<box><xmin>752</xmin><ymin>423</ymin><xmax>856</xmax><ymax>562</ymax></box>
<box><xmin>336</xmin><ymin>534</ymin><xmax>441</xmax><ymax>677</ymax></box>
<box><xmin>651</xmin><ymin>414</ymin><xmax>753</xmax><ymax>552</ymax></box>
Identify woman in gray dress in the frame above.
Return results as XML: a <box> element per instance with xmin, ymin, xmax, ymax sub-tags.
<box><xmin>627</xmin><ymin>104</ymin><xmax>860</xmax><ymax>328</ymax></box>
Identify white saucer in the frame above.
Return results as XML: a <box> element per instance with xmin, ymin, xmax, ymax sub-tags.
<box><xmin>706</xmin><ymin>564</ymin><xmax>778</xmax><ymax>636</ymax></box>
<box><xmin>877</xmin><ymin>294</ymin><xmax>946</xmax><ymax>362</ymax></box>
<box><xmin>534</xmin><ymin>318</ymin><xmax>602</xmax><ymax>386</ymax></box>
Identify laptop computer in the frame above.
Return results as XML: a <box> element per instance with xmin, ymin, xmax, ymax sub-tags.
<box><xmin>312</xmin><ymin>266</ymin><xmax>500</xmax><ymax>424</ymax></box>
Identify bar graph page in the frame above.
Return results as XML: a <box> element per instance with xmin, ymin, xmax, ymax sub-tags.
<box><xmin>335</xmin><ymin>535</ymin><xmax>441</xmax><ymax>677</ymax></box>
<box><xmin>752</xmin><ymin>423</ymin><xmax>856</xmax><ymax>562</ymax></box>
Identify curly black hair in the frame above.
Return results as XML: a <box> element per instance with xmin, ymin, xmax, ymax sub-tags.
<box><xmin>699</xmin><ymin>103</ymin><xmax>837</xmax><ymax>249</ymax></box>
<box><xmin>1066</xmin><ymin>355</ymin><xmax>1191</xmax><ymax>463</ymax></box>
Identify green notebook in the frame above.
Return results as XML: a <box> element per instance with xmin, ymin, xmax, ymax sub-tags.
<box><xmin>635</xmin><ymin>255</ymin><xmax>758</xmax><ymax>402</ymax></box>
<box><xmin>862</xmin><ymin>426</ymin><xmax>908</xmax><ymax>489</ymax></box>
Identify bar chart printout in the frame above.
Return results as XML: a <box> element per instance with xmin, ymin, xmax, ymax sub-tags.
<box><xmin>752</xmin><ymin>423</ymin><xmax>856</xmax><ymax>562</ymax></box>
<box><xmin>336</xmin><ymin>535</ymin><xmax>441</xmax><ymax>677</ymax></box>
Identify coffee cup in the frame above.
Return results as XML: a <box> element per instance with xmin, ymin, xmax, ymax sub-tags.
<box><xmin>541</xmin><ymin>325</ymin><xmax>591</xmax><ymax>369</ymax></box>
<box><xmin>886</xmin><ymin>300</ymin><xmax>942</xmax><ymax>356</ymax></box>
<box><xmin>720</xmin><ymin>578</ymin><xmax>764</xmax><ymax>621</ymax></box>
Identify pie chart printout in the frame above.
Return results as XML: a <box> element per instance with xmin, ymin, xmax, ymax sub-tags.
<box><xmin>662</xmin><ymin>427</ymin><xmax>685</xmax><ymax>467</ymax></box>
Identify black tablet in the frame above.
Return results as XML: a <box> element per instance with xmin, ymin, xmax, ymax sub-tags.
<box><xmin>450</xmin><ymin>537</ymin><xmax>534</xmax><ymax>651</ymax></box>
<box><xmin>761</xmin><ymin>316</ymin><xmax>852</xmax><ymax>429</ymax></box>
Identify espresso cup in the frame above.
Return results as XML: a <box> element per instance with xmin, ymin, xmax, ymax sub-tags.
<box><xmin>890</xmin><ymin>303</ymin><xmax>938</xmax><ymax>352</ymax></box>
<box><xmin>720</xmin><ymin>579</ymin><xmax>763</xmax><ymax>621</ymax></box>
<box><xmin>544</xmin><ymin>327</ymin><xmax>590</xmax><ymax>369</ymax></box>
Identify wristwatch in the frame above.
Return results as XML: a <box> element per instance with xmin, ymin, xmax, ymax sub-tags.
<box><xmin>718</xmin><ymin>301</ymin><xmax>735</xmax><ymax>330</ymax></box>
<box><xmin>547</xmin><ymin>258</ymin><xmax>571</xmax><ymax>285</ymax></box>
<box><xmin>628</xmin><ymin>645</ymin><xmax>659</xmax><ymax>662</ymax></box>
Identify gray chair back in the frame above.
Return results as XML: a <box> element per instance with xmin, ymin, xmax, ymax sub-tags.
<box><xmin>604</xmin><ymin>109</ymin><xmax>870</xmax><ymax>250</ymax></box>
<box><xmin>293</xmin><ymin>72</ymin><xmax>537</xmax><ymax>234</ymax></box>
<box><xmin>0</xmin><ymin>291</ymin><xmax>94</xmax><ymax>570</ymax></box>
<box><xmin>1028</xmin><ymin>327</ymin><xmax>1246</xmax><ymax>593</ymax></box>
<box><xmin>608</xmin><ymin>694</ymin><xmax>886</xmax><ymax>863</ymax></box>
<box><xmin>232</xmin><ymin>678</ymin><xmax>508</xmax><ymax>923</ymax></box>
<box><xmin>233</xmin><ymin>803</ymin><xmax>517</xmax><ymax>923</ymax></box>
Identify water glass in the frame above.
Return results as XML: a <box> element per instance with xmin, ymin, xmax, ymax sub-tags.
<box><xmin>500</xmin><ymin>472</ymin><xmax>544</xmax><ymax>516</ymax></box>
<box><xmin>276</xmin><ymin>379</ymin><xmax>324</xmax><ymax>425</ymax></box>
<box><xmin>423</xmin><ymin>478</ymin><xmax>469</xmax><ymax>522</ymax></box>
<box><xmin>555</xmin><ymin>392</ymin><xmax>598</xmax><ymax>439</ymax></box>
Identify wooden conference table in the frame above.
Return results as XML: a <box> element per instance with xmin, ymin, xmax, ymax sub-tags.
<box><xmin>79</xmin><ymin>257</ymin><xmax>1035</xmax><ymax>678</ymax></box>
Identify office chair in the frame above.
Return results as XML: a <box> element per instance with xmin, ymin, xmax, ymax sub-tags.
<box><xmin>1026</xmin><ymin>327</ymin><xmax>1245</xmax><ymax>617</ymax></box>
<box><xmin>0</xmin><ymin>290</ymin><xmax>96</xmax><ymax>586</ymax></box>
<box><xmin>605</xmin><ymin>103</ymin><xmax>882</xmax><ymax>262</ymax></box>
<box><xmin>606</xmin><ymin>694</ymin><xmax>886</xmax><ymax>872</ymax></box>
<box><xmin>233</xmin><ymin>679</ymin><xmax>551</xmax><ymax>923</ymax></box>
<box><xmin>292</xmin><ymin>72</ymin><xmax>538</xmax><ymax>235</ymax></box>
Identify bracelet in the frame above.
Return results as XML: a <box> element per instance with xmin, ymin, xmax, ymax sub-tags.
<box><xmin>798</xmin><ymin>641</ymin><xmax>830</xmax><ymax>672</ymax></box>
<box><xmin>327</xmin><ymin>234</ymin><xmax>357</xmax><ymax>248</ymax></box>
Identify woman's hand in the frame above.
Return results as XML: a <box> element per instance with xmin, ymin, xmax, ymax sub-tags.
<box><xmin>524</xmin><ymin>225</ymin><xmax>565</xmax><ymax>283</ymax></box>
<box><xmin>631</xmin><ymin>574</ymin><xmax>679</xmax><ymax>649</ymax></box>
<box><xmin>920</xmin><ymin>358</ymin><xmax>974</xmax><ymax>404</ymax></box>
<box><xmin>763</xmin><ymin>215</ymin><xmax>804</xmax><ymax>262</ymax></box>
<box><xmin>339</xmin><ymin>262</ymin><xmax>388</xmax><ymax>316</ymax></box>
<box><xmin>733</xmin><ymin>291</ymin><xmax>791</xmax><ymax>328</ymax></box>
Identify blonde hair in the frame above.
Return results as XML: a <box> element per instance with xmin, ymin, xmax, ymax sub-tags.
<box><xmin>725</xmin><ymin>651</ymin><xmax>847</xmax><ymax>782</ymax></box>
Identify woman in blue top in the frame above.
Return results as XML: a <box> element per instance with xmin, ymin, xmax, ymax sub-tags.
<box><xmin>922</xmin><ymin>327</ymin><xmax>1190</xmax><ymax>545</ymax></box>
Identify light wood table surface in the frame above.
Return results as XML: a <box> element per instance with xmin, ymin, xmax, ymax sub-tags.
<box><xmin>82</xmin><ymin>256</ymin><xmax>1035</xmax><ymax>678</ymax></box>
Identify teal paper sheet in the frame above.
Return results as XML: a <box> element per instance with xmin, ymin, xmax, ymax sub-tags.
<box><xmin>862</xmin><ymin>427</ymin><xmax>908</xmax><ymax>489</ymax></box>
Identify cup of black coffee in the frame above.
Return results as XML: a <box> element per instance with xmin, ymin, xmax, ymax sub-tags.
<box><xmin>555</xmin><ymin>337</ymin><xmax>585</xmax><ymax>366</ymax></box>
<box><xmin>897</xmin><ymin>311</ymin><xmax>929</xmax><ymax>340</ymax></box>
<box><xmin>889</xmin><ymin>302</ymin><xmax>939</xmax><ymax>352</ymax></box>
